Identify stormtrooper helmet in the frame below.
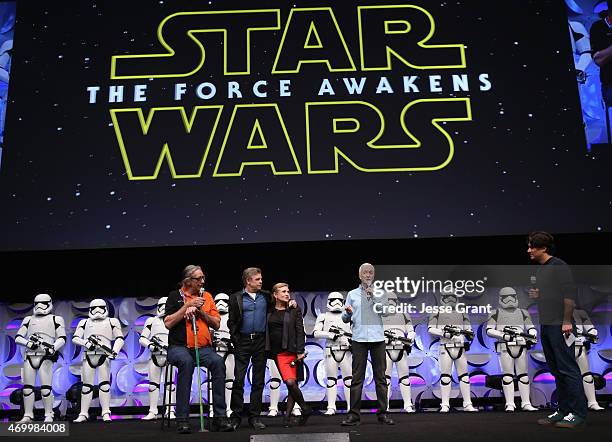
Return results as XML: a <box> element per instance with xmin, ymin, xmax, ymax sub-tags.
<box><xmin>388</xmin><ymin>291</ymin><xmax>399</xmax><ymax>307</ymax></box>
<box><xmin>33</xmin><ymin>293</ymin><xmax>53</xmax><ymax>316</ymax></box>
<box><xmin>214</xmin><ymin>292</ymin><xmax>229</xmax><ymax>314</ymax></box>
<box><xmin>89</xmin><ymin>299</ymin><xmax>108</xmax><ymax>320</ymax></box>
<box><xmin>440</xmin><ymin>288</ymin><xmax>458</xmax><ymax>307</ymax></box>
<box><xmin>156</xmin><ymin>297</ymin><xmax>167</xmax><ymax>317</ymax></box>
<box><xmin>327</xmin><ymin>291</ymin><xmax>344</xmax><ymax>312</ymax></box>
<box><xmin>498</xmin><ymin>287</ymin><xmax>519</xmax><ymax>309</ymax></box>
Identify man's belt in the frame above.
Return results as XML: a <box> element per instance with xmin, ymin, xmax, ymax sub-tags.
<box><xmin>240</xmin><ymin>332</ymin><xmax>265</xmax><ymax>339</ymax></box>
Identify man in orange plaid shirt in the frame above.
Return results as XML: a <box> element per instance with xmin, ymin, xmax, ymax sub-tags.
<box><xmin>164</xmin><ymin>265</ymin><xmax>233</xmax><ymax>434</ymax></box>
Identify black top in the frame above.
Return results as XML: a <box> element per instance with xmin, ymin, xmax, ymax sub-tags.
<box><xmin>590</xmin><ymin>19</ymin><xmax>612</xmax><ymax>86</ymax></box>
<box><xmin>264</xmin><ymin>305</ymin><xmax>306</xmax><ymax>381</ymax></box>
<box><xmin>268</xmin><ymin>308</ymin><xmax>286</xmax><ymax>355</ymax></box>
<box><xmin>535</xmin><ymin>256</ymin><xmax>575</xmax><ymax>325</ymax></box>
<box><xmin>164</xmin><ymin>290</ymin><xmax>187</xmax><ymax>346</ymax></box>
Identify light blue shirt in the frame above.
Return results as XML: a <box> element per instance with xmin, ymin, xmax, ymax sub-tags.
<box><xmin>342</xmin><ymin>286</ymin><xmax>389</xmax><ymax>342</ymax></box>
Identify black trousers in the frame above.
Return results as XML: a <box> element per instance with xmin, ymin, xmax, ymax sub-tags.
<box><xmin>540</xmin><ymin>325</ymin><xmax>587</xmax><ymax>418</ymax></box>
<box><xmin>230</xmin><ymin>334</ymin><xmax>266</xmax><ymax>418</ymax></box>
<box><xmin>349</xmin><ymin>340</ymin><xmax>387</xmax><ymax>418</ymax></box>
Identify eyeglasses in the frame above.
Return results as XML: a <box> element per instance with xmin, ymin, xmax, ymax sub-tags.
<box><xmin>190</xmin><ymin>275</ymin><xmax>205</xmax><ymax>281</ymax></box>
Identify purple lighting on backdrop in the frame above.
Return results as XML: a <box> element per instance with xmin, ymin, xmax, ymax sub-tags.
<box><xmin>534</xmin><ymin>373</ymin><xmax>556</xmax><ymax>383</ymax></box>
<box><xmin>4</xmin><ymin>319</ymin><xmax>21</xmax><ymax>330</ymax></box>
<box><xmin>133</xmin><ymin>382</ymin><xmax>149</xmax><ymax>394</ymax></box>
<box><xmin>410</xmin><ymin>376</ymin><xmax>426</xmax><ymax>386</ymax></box>
<box><xmin>470</xmin><ymin>374</ymin><xmax>487</xmax><ymax>385</ymax></box>
<box><xmin>592</xmin><ymin>303</ymin><xmax>612</xmax><ymax>313</ymax></box>
<box><xmin>70</xmin><ymin>317</ymin><xmax>86</xmax><ymax>329</ymax></box>
<box><xmin>0</xmin><ymin>384</ymin><xmax>22</xmax><ymax>397</ymax></box>
<box><xmin>134</xmin><ymin>315</ymin><xmax>152</xmax><ymax>327</ymax></box>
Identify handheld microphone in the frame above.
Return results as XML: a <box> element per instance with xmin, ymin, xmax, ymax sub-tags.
<box><xmin>530</xmin><ymin>275</ymin><xmax>537</xmax><ymax>290</ymax></box>
<box><xmin>290</xmin><ymin>351</ymin><xmax>308</xmax><ymax>367</ymax></box>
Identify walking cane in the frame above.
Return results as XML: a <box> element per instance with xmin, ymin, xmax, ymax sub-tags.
<box><xmin>192</xmin><ymin>315</ymin><xmax>207</xmax><ymax>432</ymax></box>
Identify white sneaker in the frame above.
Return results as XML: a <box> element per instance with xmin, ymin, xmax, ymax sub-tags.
<box><xmin>17</xmin><ymin>416</ymin><xmax>33</xmax><ymax>423</ymax></box>
<box><xmin>141</xmin><ymin>412</ymin><xmax>157</xmax><ymax>421</ymax></box>
<box><xmin>440</xmin><ymin>405</ymin><xmax>450</xmax><ymax>413</ymax></box>
<box><xmin>267</xmin><ymin>409</ymin><xmax>278</xmax><ymax>417</ymax></box>
<box><xmin>463</xmin><ymin>404</ymin><xmax>478</xmax><ymax>412</ymax></box>
<box><xmin>324</xmin><ymin>408</ymin><xmax>336</xmax><ymax>415</ymax></box>
<box><xmin>404</xmin><ymin>405</ymin><xmax>415</xmax><ymax>413</ymax></box>
<box><xmin>291</xmin><ymin>408</ymin><xmax>301</xmax><ymax>416</ymax></box>
<box><xmin>73</xmin><ymin>414</ymin><xmax>88</xmax><ymax>423</ymax></box>
<box><xmin>44</xmin><ymin>415</ymin><xmax>54</xmax><ymax>423</ymax></box>
<box><xmin>588</xmin><ymin>402</ymin><xmax>605</xmax><ymax>411</ymax></box>
<box><xmin>102</xmin><ymin>412</ymin><xmax>112</xmax><ymax>422</ymax></box>
<box><xmin>521</xmin><ymin>404</ymin><xmax>538</xmax><ymax>412</ymax></box>
<box><xmin>505</xmin><ymin>404</ymin><xmax>515</xmax><ymax>412</ymax></box>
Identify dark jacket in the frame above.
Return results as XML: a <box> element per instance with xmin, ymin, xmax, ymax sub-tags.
<box><xmin>227</xmin><ymin>289</ymin><xmax>272</xmax><ymax>344</ymax></box>
<box><xmin>265</xmin><ymin>306</ymin><xmax>306</xmax><ymax>381</ymax></box>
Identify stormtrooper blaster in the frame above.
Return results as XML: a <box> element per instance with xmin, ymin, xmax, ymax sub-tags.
<box><xmin>150</xmin><ymin>336</ymin><xmax>169</xmax><ymax>352</ymax></box>
<box><xmin>443</xmin><ymin>325</ymin><xmax>474</xmax><ymax>341</ymax></box>
<box><xmin>502</xmin><ymin>327</ymin><xmax>538</xmax><ymax>348</ymax></box>
<box><xmin>212</xmin><ymin>332</ymin><xmax>234</xmax><ymax>351</ymax></box>
<box><xmin>328</xmin><ymin>325</ymin><xmax>352</xmax><ymax>340</ymax></box>
<box><xmin>384</xmin><ymin>330</ymin><xmax>413</xmax><ymax>346</ymax></box>
<box><xmin>28</xmin><ymin>333</ymin><xmax>56</xmax><ymax>354</ymax></box>
<box><xmin>577</xmin><ymin>331</ymin><xmax>599</xmax><ymax>344</ymax></box>
<box><xmin>87</xmin><ymin>335</ymin><xmax>118</xmax><ymax>359</ymax></box>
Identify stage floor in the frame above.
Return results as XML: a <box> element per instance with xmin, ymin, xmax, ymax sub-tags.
<box><xmin>19</xmin><ymin>411</ymin><xmax>611</xmax><ymax>442</ymax></box>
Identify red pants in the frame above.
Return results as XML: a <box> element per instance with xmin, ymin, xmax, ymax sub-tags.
<box><xmin>276</xmin><ymin>351</ymin><xmax>297</xmax><ymax>381</ymax></box>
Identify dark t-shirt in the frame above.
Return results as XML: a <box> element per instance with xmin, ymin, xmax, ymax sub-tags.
<box><xmin>535</xmin><ymin>256</ymin><xmax>575</xmax><ymax>325</ymax></box>
<box><xmin>590</xmin><ymin>19</ymin><xmax>612</xmax><ymax>86</ymax></box>
<box><xmin>268</xmin><ymin>308</ymin><xmax>286</xmax><ymax>355</ymax></box>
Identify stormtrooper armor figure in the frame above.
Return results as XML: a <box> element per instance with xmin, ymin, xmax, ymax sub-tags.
<box><xmin>485</xmin><ymin>287</ymin><xmax>538</xmax><ymax>412</ymax></box>
<box><xmin>383</xmin><ymin>292</ymin><xmax>416</xmax><ymax>412</ymax></box>
<box><xmin>428</xmin><ymin>291</ymin><xmax>477</xmax><ymax>412</ymax></box>
<box><xmin>15</xmin><ymin>294</ymin><xmax>66</xmax><ymax>422</ymax></box>
<box><xmin>138</xmin><ymin>297</ymin><xmax>175</xmax><ymax>420</ymax></box>
<box><xmin>312</xmin><ymin>291</ymin><xmax>352</xmax><ymax>415</ymax></box>
<box><xmin>212</xmin><ymin>293</ymin><xmax>233</xmax><ymax>417</ymax></box>
<box><xmin>573</xmin><ymin>307</ymin><xmax>604</xmax><ymax>411</ymax></box>
<box><xmin>72</xmin><ymin>299</ymin><xmax>124</xmax><ymax>422</ymax></box>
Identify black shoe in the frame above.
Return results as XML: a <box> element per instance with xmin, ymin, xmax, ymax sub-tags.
<box><xmin>213</xmin><ymin>417</ymin><xmax>235</xmax><ymax>432</ymax></box>
<box><xmin>229</xmin><ymin>414</ymin><xmax>241</xmax><ymax>430</ymax></box>
<box><xmin>248</xmin><ymin>417</ymin><xmax>266</xmax><ymax>430</ymax></box>
<box><xmin>298</xmin><ymin>406</ymin><xmax>313</xmax><ymax>426</ymax></box>
<box><xmin>176</xmin><ymin>419</ymin><xmax>192</xmax><ymax>434</ymax></box>
<box><xmin>282</xmin><ymin>415</ymin><xmax>292</xmax><ymax>428</ymax></box>
<box><xmin>341</xmin><ymin>414</ymin><xmax>361</xmax><ymax>426</ymax></box>
<box><xmin>378</xmin><ymin>414</ymin><xmax>395</xmax><ymax>425</ymax></box>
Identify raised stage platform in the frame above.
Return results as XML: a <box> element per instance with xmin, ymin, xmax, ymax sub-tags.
<box><xmin>9</xmin><ymin>410</ymin><xmax>609</xmax><ymax>442</ymax></box>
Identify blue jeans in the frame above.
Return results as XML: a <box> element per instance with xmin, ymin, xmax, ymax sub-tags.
<box><xmin>167</xmin><ymin>345</ymin><xmax>227</xmax><ymax>419</ymax></box>
<box><xmin>540</xmin><ymin>325</ymin><xmax>587</xmax><ymax>418</ymax></box>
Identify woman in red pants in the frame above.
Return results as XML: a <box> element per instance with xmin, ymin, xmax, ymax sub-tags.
<box><xmin>266</xmin><ymin>283</ymin><xmax>312</xmax><ymax>426</ymax></box>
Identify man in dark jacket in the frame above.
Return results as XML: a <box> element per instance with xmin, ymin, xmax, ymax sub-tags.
<box><xmin>227</xmin><ymin>267</ymin><xmax>295</xmax><ymax>430</ymax></box>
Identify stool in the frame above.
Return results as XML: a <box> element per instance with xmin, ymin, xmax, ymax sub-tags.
<box><xmin>161</xmin><ymin>363</ymin><xmax>214</xmax><ymax>431</ymax></box>
<box><xmin>161</xmin><ymin>363</ymin><xmax>176</xmax><ymax>431</ymax></box>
